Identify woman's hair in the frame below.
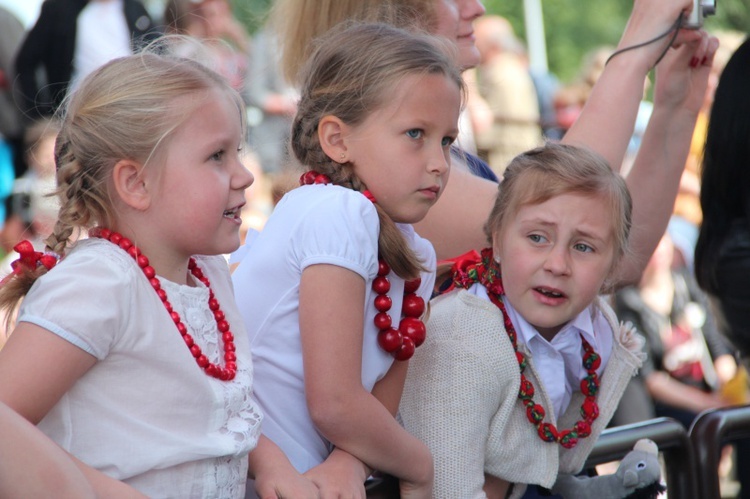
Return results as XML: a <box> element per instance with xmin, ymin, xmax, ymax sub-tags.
<box><xmin>292</xmin><ymin>22</ymin><xmax>464</xmax><ymax>279</ymax></box>
<box><xmin>0</xmin><ymin>51</ymin><xmax>245</xmax><ymax>315</ymax></box>
<box><xmin>270</xmin><ymin>0</ymin><xmax>437</xmax><ymax>85</ymax></box>
<box><xmin>485</xmin><ymin>143</ymin><xmax>633</xmax><ymax>285</ymax></box>
<box><xmin>695</xmin><ymin>37</ymin><xmax>750</xmax><ymax>294</ymax></box>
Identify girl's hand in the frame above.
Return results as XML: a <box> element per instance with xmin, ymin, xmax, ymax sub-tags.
<box><xmin>653</xmin><ymin>30</ymin><xmax>719</xmax><ymax>114</ymax></box>
<box><xmin>254</xmin><ymin>471</ymin><xmax>319</xmax><ymax>499</ymax></box>
<box><xmin>397</xmin><ymin>452</ymin><xmax>434</xmax><ymax>499</ymax></box>
<box><xmin>304</xmin><ymin>449</ymin><xmax>368</xmax><ymax>498</ymax></box>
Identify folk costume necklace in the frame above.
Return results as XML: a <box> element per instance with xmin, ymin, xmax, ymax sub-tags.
<box><xmin>449</xmin><ymin>248</ymin><xmax>600</xmax><ymax>449</ymax></box>
<box><xmin>299</xmin><ymin>170</ymin><xmax>426</xmax><ymax>361</ymax></box>
<box><xmin>90</xmin><ymin>228</ymin><xmax>238</xmax><ymax>381</ymax></box>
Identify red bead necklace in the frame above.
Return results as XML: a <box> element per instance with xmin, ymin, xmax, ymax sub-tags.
<box><xmin>449</xmin><ymin>248</ymin><xmax>600</xmax><ymax>449</ymax></box>
<box><xmin>90</xmin><ymin>227</ymin><xmax>238</xmax><ymax>381</ymax></box>
<box><xmin>300</xmin><ymin>171</ymin><xmax>426</xmax><ymax>361</ymax></box>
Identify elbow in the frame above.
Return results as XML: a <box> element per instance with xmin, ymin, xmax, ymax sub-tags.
<box><xmin>306</xmin><ymin>389</ymin><xmax>357</xmax><ymax>440</ymax></box>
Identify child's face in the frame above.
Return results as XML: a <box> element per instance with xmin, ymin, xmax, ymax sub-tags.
<box><xmin>147</xmin><ymin>88</ymin><xmax>253</xmax><ymax>261</ymax></box>
<box><xmin>345</xmin><ymin>73</ymin><xmax>459</xmax><ymax>224</ymax></box>
<box><xmin>492</xmin><ymin>192</ymin><xmax>616</xmax><ymax>340</ymax></box>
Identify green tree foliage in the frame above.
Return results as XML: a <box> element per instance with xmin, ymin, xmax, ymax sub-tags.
<box><xmin>484</xmin><ymin>0</ymin><xmax>748</xmax><ymax>83</ymax></box>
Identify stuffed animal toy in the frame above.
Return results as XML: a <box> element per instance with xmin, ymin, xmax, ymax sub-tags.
<box><xmin>551</xmin><ymin>439</ymin><xmax>666</xmax><ymax>499</ymax></box>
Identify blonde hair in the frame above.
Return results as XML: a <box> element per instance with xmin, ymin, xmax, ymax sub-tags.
<box><xmin>293</xmin><ymin>23</ymin><xmax>464</xmax><ymax>280</ymax></box>
<box><xmin>270</xmin><ymin>0</ymin><xmax>437</xmax><ymax>85</ymax></box>
<box><xmin>485</xmin><ymin>143</ymin><xmax>632</xmax><ymax>285</ymax></box>
<box><xmin>0</xmin><ymin>51</ymin><xmax>245</xmax><ymax>316</ymax></box>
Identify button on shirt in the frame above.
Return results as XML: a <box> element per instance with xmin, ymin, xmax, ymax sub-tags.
<box><xmin>468</xmin><ymin>283</ymin><xmax>613</xmax><ymax>420</ymax></box>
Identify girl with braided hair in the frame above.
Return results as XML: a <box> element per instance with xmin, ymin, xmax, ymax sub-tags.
<box><xmin>0</xmin><ymin>52</ymin><xmax>317</xmax><ymax>498</ymax></box>
<box><xmin>232</xmin><ymin>22</ymin><xmax>464</xmax><ymax>498</ymax></box>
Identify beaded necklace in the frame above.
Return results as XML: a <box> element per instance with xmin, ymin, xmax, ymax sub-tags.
<box><xmin>450</xmin><ymin>248</ymin><xmax>600</xmax><ymax>449</ymax></box>
<box><xmin>90</xmin><ymin>228</ymin><xmax>238</xmax><ymax>381</ymax></box>
<box><xmin>299</xmin><ymin>171</ymin><xmax>426</xmax><ymax>361</ymax></box>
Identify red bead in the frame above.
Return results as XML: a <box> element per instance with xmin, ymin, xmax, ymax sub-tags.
<box><xmin>373</xmin><ymin>312</ymin><xmax>392</xmax><ymax>330</ymax></box>
<box><xmin>394</xmin><ymin>337</ymin><xmax>416</xmax><ymax>361</ymax></box>
<box><xmin>374</xmin><ymin>294</ymin><xmax>392</xmax><ymax>312</ymax></box>
<box><xmin>378</xmin><ymin>328</ymin><xmax>403</xmax><ymax>353</ymax></box>
<box><xmin>378</xmin><ymin>260</ymin><xmax>390</xmax><ymax>276</ymax></box>
<box><xmin>401</xmin><ymin>294</ymin><xmax>425</xmax><ymax>318</ymax></box>
<box><xmin>372</xmin><ymin>276</ymin><xmax>390</xmax><ymax>294</ymax></box>
<box><xmin>314</xmin><ymin>173</ymin><xmax>330</xmax><ymax>184</ymax></box>
<box><xmin>404</xmin><ymin>278</ymin><xmax>421</xmax><ymax>294</ymax></box>
<box><xmin>300</xmin><ymin>171</ymin><xmax>318</xmax><ymax>185</ymax></box>
<box><xmin>575</xmin><ymin>420</ymin><xmax>592</xmax><ymax>438</ymax></box>
<box><xmin>399</xmin><ymin>317</ymin><xmax>426</xmax><ymax>347</ymax></box>
<box><xmin>91</xmin><ymin>228</ymin><xmax>239</xmax><ymax>382</ymax></box>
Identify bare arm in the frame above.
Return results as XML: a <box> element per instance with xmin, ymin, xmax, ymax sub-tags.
<box><xmin>300</xmin><ymin>264</ymin><xmax>433</xmax><ymax>498</ymax></box>
<box><xmin>0</xmin><ymin>323</ymin><xmax>145</xmax><ymax>498</ymax></box>
<box><xmin>0</xmin><ymin>401</ymin><xmax>95</xmax><ymax>499</ymax></box>
<box><xmin>617</xmin><ymin>33</ymin><xmax>718</xmax><ymax>284</ymax></box>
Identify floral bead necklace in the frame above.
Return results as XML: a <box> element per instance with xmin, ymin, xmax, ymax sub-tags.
<box><xmin>449</xmin><ymin>248</ymin><xmax>601</xmax><ymax>449</ymax></box>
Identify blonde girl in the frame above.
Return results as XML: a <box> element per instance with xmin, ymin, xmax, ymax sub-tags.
<box><xmin>0</xmin><ymin>53</ymin><xmax>316</xmax><ymax>498</ymax></box>
<box><xmin>232</xmin><ymin>23</ymin><xmax>464</xmax><ymax>498</ymax></box>
<box><xmin>400</xmin><ymin>143</ymin><xmax>645</xmax><ymax>498</ymax></box>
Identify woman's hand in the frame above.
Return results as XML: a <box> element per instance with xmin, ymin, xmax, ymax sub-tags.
<box><xmin>653</xmin><ymin>30</ymin><xmax>719</xmax><ymax>115</ymax></box>
<box><xmin>304</xmin><ymin>448</ymin><xmax>369</xmax><ymax>498</ymax></box>
<box><xmin>619</xmin><ymin>0</ymin><xmax>704</xmax><ymax>70</ymax></box>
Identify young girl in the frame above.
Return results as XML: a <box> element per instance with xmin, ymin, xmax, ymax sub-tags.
<box><xmin>231</xmin><ymin>23</ymin><xmax>464</xmax><ymax>498</ymax></box>
<box><xmin>0</xmin><ymin>53</ymin><xmax>316</xmax><ymax>498</ymax></box>
<box><xmin>399</xmin><ymin>143</ymin><xmax>646</xmax><ymax>499</ymax></box>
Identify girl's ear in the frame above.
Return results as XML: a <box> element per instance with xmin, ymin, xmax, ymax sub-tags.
<box><xmin>318</xmin><ymin>115</ymin><xmax>351</xmax><ymax>164</ymax></box>
<box><xmin>112</xmin><ymin>159</ymin><xmax>151</xmax><ymax>211</ymax></box>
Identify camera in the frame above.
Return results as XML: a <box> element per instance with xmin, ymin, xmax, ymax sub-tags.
<box><xmin>684</xmin><ymin>0</ymin><xmax>716</xmax><ymax>28</ymax></box>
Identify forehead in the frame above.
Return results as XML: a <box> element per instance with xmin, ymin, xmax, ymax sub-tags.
<box><xmin>373</xmin><ymin>72</ymin><xmax>461</xmax><ymax>121</ymax></box>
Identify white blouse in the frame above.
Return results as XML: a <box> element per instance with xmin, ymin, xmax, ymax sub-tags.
<box><xmin>19</xmin><ymin>238</ymin><xmax>262</xmax><ymax>498</ymax></box>
<box><xmin>232</xmin><ymin>184</ymin><xmax>436</xmax><ymax>475</ymax></box>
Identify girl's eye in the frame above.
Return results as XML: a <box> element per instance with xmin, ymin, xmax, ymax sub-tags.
<box><xmin>210</xmin><ymin>150</ymin><xmax>224</xmax><ymax>161</ymax></box>
<box><xmin>406</xmin><ymin>129</ymin><xmax>423</xmax><ymax>139</ymax></box>
<box><xmin>529</xmin><ymin>234</ymin><xmax>547</xmax><ymax>244</ymax></box>
<box><xmin>441</xmin><ymin>136</ymin><xmax>456</xmax><ymax>147</ymax></box>
<box><xmin>574</xmin><ymin>243</ymin><xmax>594</xmax><ymax>253</ymax></box>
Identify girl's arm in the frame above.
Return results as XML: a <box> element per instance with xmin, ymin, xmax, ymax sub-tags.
<box><xmin>248</xmin><ymin>435</ymin><xmax>319</xmax><ymax>499</ymax></box>
<box><xmin>0</xmin><ymin>401</ymin><xmax>95</xmax><ymax>499</ymax></box>
<box><xmin>302</xmin><ymin>362</ymin><xmax>408</xmax><ymax>498</ymax></box>
<box><xmin>617</xmin><ymin>33</ymin><xmax>718</xmax><ymax>284</ymax></box>
<box><xmin>0</xmin><ymin>323</ymin><xmax>145</xmax><ymax>498</ymax></box>
<box><xmin>299</xmin><ymin>264</ymin><xmax>433</xmax><ymax>498</ymax></box>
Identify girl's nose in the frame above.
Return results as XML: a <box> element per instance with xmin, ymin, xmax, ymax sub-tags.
<box><xmin>543</xmin><ymin>245</ymin><xmax>571</xmax><ymax>276</ymax></box>
<box><xmin>234</xmin><ymin>160</ymin><xmax>255</xmax><ymax>191</ymax></box>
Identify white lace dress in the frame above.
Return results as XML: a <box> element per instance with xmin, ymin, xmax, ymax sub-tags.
<box><xmin>19</xmin><ymin>238</ymin><xmax>262</xmax><ymax>498</ymax></box>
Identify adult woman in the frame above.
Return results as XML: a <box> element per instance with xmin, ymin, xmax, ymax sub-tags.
<box><xmin>695</xmin><ymin>37</ymin><xmax>750</xmax><ymax>359</ymax></box>
<box><xmin>269</xmin><ymin>0</ymin><xmax>717</xmax><ymax>286</ymax></box>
